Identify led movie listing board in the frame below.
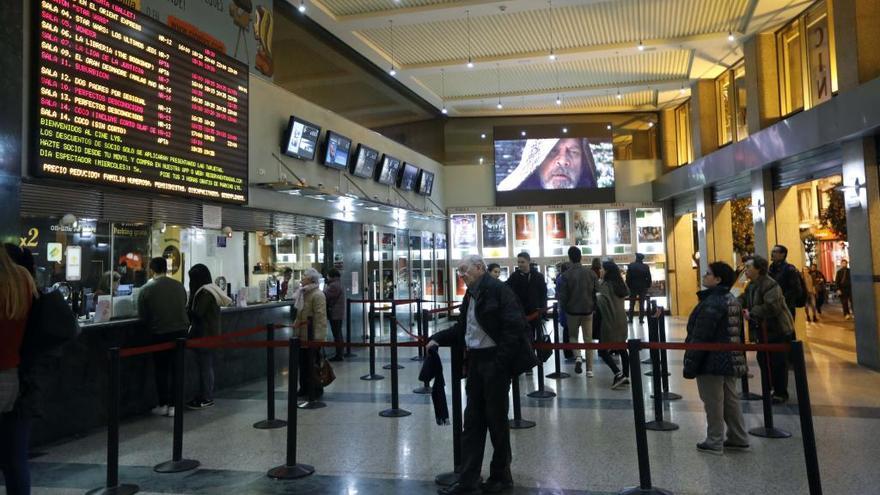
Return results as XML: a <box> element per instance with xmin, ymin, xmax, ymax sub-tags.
<box><xmin>33</xmin><ymin>0</ymin><xmax>250</xmax><ymax>204</ymax></box>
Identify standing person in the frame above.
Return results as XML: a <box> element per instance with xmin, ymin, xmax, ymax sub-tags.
<box><xmin>292</xmin><ymin>268</ymin><xmax>328</xmax><ymax>398</ymax></box>
<box><xmin>555</xmin><ymin>262</ymin><xmax>574</xmax><ymax>361</ymax></box>
<box><xmin>557</xmin><ymin>247</ymin><xmax>597</xmax><ymax>376</ymax></box>
<box><xmin>138</xmin><ymin>257</ymin><xmax>189</xmax><ymax>417</ymax></box>
<box><xmin>740</xmin><ymin>256</ymin><xmax>794</xmax><ymax>404</ymax></box>
<box><xmin>428</xmin><ymin>254</ymin><xmax>533</xmax><ymax>495</ymax></box>
<box><xmin>683</xmin><ymin>262</ymin><xmax>749</xmax><ymax>455</ymax></box>
<box><xmin>768</xmin><ymin>245</ymin><xmax>803</xmax><ymax>319</ymax></box>
<box><xmin>323</xmin><ymin>268</ymin><xmax>345</xmax><ymax>361</ymax></box>
<box><xmin>835</xmin><ymin>260</ymin><xmax>852</xmax><ymax>320</ymax></box>
<box><xmin>591</xmin><ymin>258</ymin><xmax>603</xmax><ymax>346</ymax></box>
<box><xmin>802</xmin><ymin>267</ymin><xmax>819</xmax><ymax>323</ymax></box>
<box><xmin>506</xmin><ymin>252</ymin><xmax>547</xmax><ymax>342</ymax></box>
<box><xmin>810</xmin><ymin>266</ymin><xmax>827</xmax><ymax>315</ymax></box>
<box><xmin>186</xmin><ymin>264</ymin><xmax>231</xmax><ymax>410</ymax></box>
<box><xmin>487</xmin><ymin>263</ymin><xmax>501</xmax><ymax>279</ymax></box>
<box><xmin>280</xmin><ymin>268</ymin><xmax>294</xmax><ymax>300</ymax></box>
<box><xmin>0</xmin><ymin>247</ymin><xmax>37</xmax><ymax>495</ymax></box>
<box><xmin>625</xmin><ymin>253</ymin><xmax>652</xmax><ymax>324</ymax></box>
<box><xmin>595</xmin><ymin>260</ymin><xmax>630</xmax><ymax>389</ymax></box>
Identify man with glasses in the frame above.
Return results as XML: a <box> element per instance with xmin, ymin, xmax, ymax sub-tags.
<box><xmin>428</xmin><ymin>254</ymin><xmax>534</xmax><ymax>495</ymax></box>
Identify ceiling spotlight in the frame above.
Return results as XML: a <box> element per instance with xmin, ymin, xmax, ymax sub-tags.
<box><xmin>480</xmin><ymin>133</ymin><xmax>486</xmax><ymax>139</ymax></box>
<box><xmin>648</xmin><ymin>121</ymin><xmax>654</xmax><ymax>127</ymax></box>
<box><xmin>298</xmin><ymin>0</ymin><xmax>306</xmax><ymax>13</ymax></box>
<box><xmin>637</xmin><ymin>40</ymin><xmax>645</xmax><ymax>51</ymax></box>
<box><xmin>496</xmin><ymin>101</ymin><xmax>503</xmax><ymax>109</ymax></box>
<box><xmin>441</xmin><ymin>106</ymin><xmax>448</xmax><ymax>115</ymax></box>
<box><xmin>562</xmin><ymin>127</ymin><xmax>568</xmax><ymax>133</ymax></box>
<box><xmin>389</xmin><ymin>67</ymin><xmax>396</xmax><ymax>76</ymax></box>
<box><xmin>479</xmin><ymin>157</ymin><xmax>484</xmax><ymax>164</ymax></box>
<box><xmin>520</xmin><ymin>130</ymin><xmax>527</xmax><ymax>136</ymax></box>
<box><xmin>555</xmin><ymin>96</ymin><xmax>562</xmax><ymax>105</ymax></box>
<box><xmin>727</xmin><ymin>31</ymin><xmax>736</xmax><ymax>42</ymax></box>
<box><xmin>549</xmin><ymin>52</ymin><xmax>557</xmax><ymax>61</ymax></box>
<box><xmin>616</xmin><ymin>90</ymin><xmax>622</xmax><ymax>100</ymax></box>
<box><xmin>679</xmin><ymin>85</ymin><xmax>687</xmax><ymax>95</ymax></box>
<box><xmin>606</xmin><ymin>124</ymin><xmax>612</xmax><ymax>130</ymax></box>
<box><xmin>467</xmin><ymin>60</ymin><xmax>474</xmax><ymax>69</ymax></box>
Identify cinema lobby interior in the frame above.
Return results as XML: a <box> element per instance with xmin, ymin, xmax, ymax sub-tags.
<box><xmin>3</xmin><ymin>0</ymin><xmax>880</xmax><ymax>494</ymax></box>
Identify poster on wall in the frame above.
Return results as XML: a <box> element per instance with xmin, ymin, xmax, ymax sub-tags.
<box><xmin>450</xmin><ymin>214</ymin><xmax>478</xmax><ymax>259</ymax></box>
<box><xmin>513</xmin><ymin>212</ymin><xmax>540</xmax><ymax>257</ymax></box>
<box><xmin>481</xmin><ymin>213</ymin><xmax>508</xmax><ymax>259</ymax></box>
<box><xmin>435</xmin><ymin>234</ymin><xmax>447</xmax><ymax>260</ymax></box>
<box><xmin>635</xmin><ymin>208</ymin><xmax>664</xmax><ymax>254</ymax></box>
<box><xmin>605</xmin><ymin>209</ymin><xmax>633</xmax><ymax>255</ymax></box>
<box><xmin>543</xmin><ymin>211</ymin><xmax>569</xmax><ymax>257</ymax></box>
<box><xmin>573</xmin><ymin>210</ymin><xmax>602</xmax><ymax>256</ymax></box>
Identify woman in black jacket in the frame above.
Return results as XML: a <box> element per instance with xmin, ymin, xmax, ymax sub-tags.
<box><xmin>187</xmin><ymin>264</ymin><xmax>231</xmax><ymax>410</ymax></box>
<box><xmin>683</xmin><ymin>261</ymin><xmax>749</xmax><ymax>455</ymax></box>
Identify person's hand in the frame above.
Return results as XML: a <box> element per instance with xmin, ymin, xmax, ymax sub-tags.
<box><xmin>426</xmin><ymin>340</ymin><xmax>439</xmax><ymax>352</ymax></box>
<box><xmin>742</xmin><ymin>309</ymin><xmax>750</xmax><ymax>321</ymax></box>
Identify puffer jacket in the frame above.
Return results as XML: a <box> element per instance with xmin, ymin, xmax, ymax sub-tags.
<box><xmin>739</xmin><ymin>275</ymin><xmax>794</xmax><ymax>340</ymax></box>
<box><xmin>683</xmin><ymin>286</ymin><xmax>747</xmax><ymax>378</ymax></box>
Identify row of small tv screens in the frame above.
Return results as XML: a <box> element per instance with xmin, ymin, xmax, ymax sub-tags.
<box><xmin>281</xmin><ymin>116</ymin><xmax>435</xmax><ymax>196</ymax></box>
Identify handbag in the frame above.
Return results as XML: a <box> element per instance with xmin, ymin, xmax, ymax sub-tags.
<box><xmin>536</xmin><ymin>322</ymin><xmax>552</xmax><ymax>363</ymax></box>
<box><xmin>316</xmin><ymin>351</ymin><xmax>336</xmax><ymax>387</ymax></box>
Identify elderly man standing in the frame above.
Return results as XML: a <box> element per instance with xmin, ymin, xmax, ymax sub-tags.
<box><xmin>428</xmin><ymin>254</ymin><xmax>534</xmax><ymax>495</ymax></box>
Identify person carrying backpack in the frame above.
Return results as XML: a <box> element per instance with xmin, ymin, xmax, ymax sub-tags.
<box><xmin>768</xmin><ymin>245</ymin><xmax>804</xmax><ymax>321</ymax></box>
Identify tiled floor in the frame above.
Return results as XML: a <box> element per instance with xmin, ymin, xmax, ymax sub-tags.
<box><xmin>11</xmin><ymin>306</ymin><xmax>880</xmax><ymax>495</ymax></box>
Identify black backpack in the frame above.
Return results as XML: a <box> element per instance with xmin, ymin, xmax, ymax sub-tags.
<box><xmin>794</xmin><ymin>270</ymin><xmax>808</xmax><ymax>308</ymax></box>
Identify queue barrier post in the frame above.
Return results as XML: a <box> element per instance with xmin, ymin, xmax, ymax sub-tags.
<box><xmin>383</xmin><ymin>301</ymin><xmax>405</xmax><ymax>371</ymax></box>
<box><xmin>254</xmin><ymin>324</ymin><xmax>288</xmax><ymax>429</ymax></box>
<box><xmin>298</xmin><ymin>317</ymin><xmax>326</xmax><ymax>410</ymax></box>
<box><xmin>154</xmin><ymin>338</ymin><xmax>200</xmax><ymax>473</ymax></box>
<box><xmin>412</xmin><ymin>299</ymin><xmax>425</xmax><ymax>362</ymax></box>
<box><xmin>85</xmin><ymin>347</ymin><xmax>139</xmax><ymax>495</ymax></box>
<box><xmin>739</xmin><ymin>319</ymin><xmax>762</xmax><ymax>401</ymax></box>
<box><xmin>436</xmin><ymin>342</ymin><xmax>464</xmax><ymax>486</ymax></box>
<box><xmin>361</xmin><ymin>302</ymin><xmax>384</xmax><ymax>381</ymax></box>
<box><xmin>380</xmin><ymin>304</ymin><xmax>412</xmax><ymax>418</ymax></box>
<box><xmin>791</xmin><ymin>341</ymin><xmax>823</xmax><ymax>495</ymax></box>
<box><xmin>509</xmin><ymin>375</ymin><xmax>536</xmax><ymax>429</ymax></box>
<box><xmin>345</xmin><ymin>298</ymin><xmax>357</xmax><ymax>358</ymax></box>
<box><xmin>748</xmin><ymin>323</ymin><xmax>791</xmax><ymax>439</ymax></box>
<box><xmin>645</xmin><ymin>315</ymin><xmax>678</xmax><ymax>432</ymax></box>
<box><xmin>644</xmin><ymin>301</ymin><xmax>660</xmax><ymax>376</ymax></box>
<box><xmin>413</xmin><ymin>302</ymin><xmax>432</xmax><ymax>394</ymax></box>
<box><xmin>620</xmin><ymin>339</ymin><xmax>673</xmax><ymax>495</ymax></box>
<box><xmin>657</xmin><ymin>309</ymin><xmax>681</xmax><ymax>401</ymax></box>
<box><xmin>546</xmin><ymin>303</ymin><xmax>570</xmax><ymax>380</ymax></box>
<box><xmin>528</xmin><ymin>316</ymin><xmax>556</xmax><ymax>399</ymax></box>
<box><xmin>268</xmin><ymin>337</ymin><xmax>315</xmax><ymax>479</ymax></box>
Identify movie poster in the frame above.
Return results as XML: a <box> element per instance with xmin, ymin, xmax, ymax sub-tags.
<box><xmin>543</xmin><ymin>211</ymin><xmax>569</xmax><ymax>257</ymax></box>
<box><xmin>605</xmin><ymin>209</ymin><xmax>633</xmax><ymax>255</ymax></box>
<box><xmin>481</xmin><ymin>213</ymin><xmax>508</xmax><ymax>258</ymax></box>
<box><xmin>573</xmin><ymin>209</ymin><xmax>602</xmax><ymax>256</ymax></box>
<box><xmin>513</xmin><ymin>212</ymin><xmax>540</xmax><ymax>257</ymax></box>
<box><xmin>450</xmin><ymin>214</ymin><xmax>478</xmax><ymax>259</ymax></box>
<box><xmin>635</xmin><ymin>208</ymin><xmax>664</xmax><ymax>254</ymax></box>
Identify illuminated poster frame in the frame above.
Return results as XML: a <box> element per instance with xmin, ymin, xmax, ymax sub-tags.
<box><xmin>605</xmin><ymin>209</ymin><xmax>633</xmax><ymax>255</ymax></box>
<box><xmin>450</xmin><ymin>214</ymin><xmax>478</xmax><ymax>260</ymax></box>
<box><xmin>635</xmin><ymin>208</ymin><xmax>664</xmax><ymax>255</ymax></box>
<box><xmin>543</xmin><ymin>211</ymin><xmax>569</xmax><ymax>257</ymax></box>
<box><xmin>481</xmin><ymin>212</ymin><xmax>508</xmax><ymax>259</ymax></box>
<box><xmin>573</xmin><ymin>209</ymin><xmax>603</xmax><ymax>256</ymax></box>
<box><xmin>512</xmin><ymin>212</ymin><xmax>540</xmax><ymax>257</ymax></box>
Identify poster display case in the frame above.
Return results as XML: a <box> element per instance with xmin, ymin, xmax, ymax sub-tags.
<box><xmin>635</xmin><ymin>208</ymin><xmax>664</xmax><ymax>255</ymax></box>
<box><xmin>573</xmin><ymin>210</ymin><xmax>603</xmax><ymax>256</ymax></box>
<box><xmin>543</xmin><ymin>211</ymin><xmax>569</xmax><ymax>257</ymax></box>
<box><xmin>450</xmin><ymin>214</ymin><xmax>479</xmax><ymax>259</ymax></box>
<box><xmin>481</xmin><ymin>213</ymin><xmax>509</xmax><ymax>259</ymax></box>
<box><xmin>512</xmin><ymin>212</ymin><xmax>540</xmax><ymax>257</ymax></box>
<box><xmin>605</xmin><ymin>209</ymin><xmax>633</xmax><ymax>255</ymax></box>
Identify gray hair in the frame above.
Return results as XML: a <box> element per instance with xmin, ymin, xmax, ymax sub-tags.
<box><xmin>302</xmin><ymin>268</ymin><xmax>322</xmax><ymax>284</ymax></box>
<box><xmin>457</xmin><ymin>254</ymin><xmax>486</xmax><ymax>272</ymax></box>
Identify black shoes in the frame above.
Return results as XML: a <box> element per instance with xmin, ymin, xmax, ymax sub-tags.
<box><xmin>574</xmin><ymin>359</ymin><xmax>583</xmax><ymax>374</ymax></box>
<box><xmin>480</xmin><ymin>478</ymin><xmax>514</xmax><ymax>493</ymax></box>
<box><xmin>329</xmin><ymin>355</ymin><xmax>344</xmax><ymax>362</ymax></box>
<box><xmin>437</xmin><ymin>482</ymin><xmax>481</xmax><ymax>495</ymax></box>
<box><xmin>186</xmin><ymin>399</ymin><xmax>214</xmax><ymax>410</ymax></box>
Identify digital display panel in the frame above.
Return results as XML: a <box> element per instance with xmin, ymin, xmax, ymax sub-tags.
<box><xmin>321</xmin><ymin>131</ymin><xmax>351</xmax><ymax>170</ymax></box>
<box><xmin>33</xmin><ymin>0</ymin><xmax>249</xmax><ymax>203</ymax></box>
<box><xmin>375</xmin><ymin>154</ymin><xmax>401</xmax><ymax>185</ymax></box>
<box><xmin>416</xmin><ymin>169</ymin><xmax>434</xmax><ymax>196</ymax></box>
<box><xmin>493</xmin><ymin>124</ymin><xmax>614</xmax><ymax>205</ymax></box>
<box><xmin>398</xmin><ymin>163</ymin><xmax>418</xmax><ymax>191</ymax></box>
<box><xmin>282</xmin><ymin>116</ymin><xmax>320</xmax><ymax>161</ymax></box>
<box><xmin>351</xmin><ymin>144</ymin><xmax>380</xmax><ymax>178</ymax></box>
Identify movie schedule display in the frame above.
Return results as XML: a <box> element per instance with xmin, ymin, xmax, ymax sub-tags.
<box><xmin>34</xmin><ymin>0</ymin><xmax>249</xmax><ymax>203</ymax></box>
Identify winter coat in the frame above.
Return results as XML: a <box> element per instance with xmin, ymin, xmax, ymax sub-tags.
<box><xmin>294</xmin><ymin>288</ymin><xmax>328</xmax><ymax>341</ymax></box>
<box><xmin>739</xmin><ymin>275</ymin><xmax>794</xmax><ymax>341</ymax></box>
<box><xmin>625</xmin><ymin>261</ymin><xmax>652</xmax><ymax>292</ymax></box>
<box><xmin>189</xmin><ymin>284</ymin><xmax>231</xmax><ymax>338</ymax></box>
<box><xmin>558</xmin><ymin>263</ymin><xmax>597</xmax><ymax>315</ymax></box>
<box><xmin>323</xmin><ymin>278</ymin><xmax>345</xmax><ymax>321</ymax></box>
<box><xmin>769</xmin><ymin>260</ymin><xmax>803</xmax><ymax>311</ymax></box>
<box><xmin>506</xmin><ymin>267</ymin><xmax>547</xmax><ymax>315</ymax></box>
<box><xmin>835</xmin><ymin>267</ymin><xmax>851</xmax><ymax>293</ymax></box>
<box><xmin>683</xmin><ymin>286</ymin><xmax>747</xmax><ymax>379</ymax></box>
<box><xmin>595</xmin><ymin>279</ymin><xmax>629</xmax><ymax>343</ymax></box>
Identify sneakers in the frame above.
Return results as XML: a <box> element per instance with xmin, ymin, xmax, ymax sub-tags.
<box><xmin>586</xmin><ymin>369</ymin><xmax>594</xmax><ymax>378</ymax></box>
<box><xmin>186</xmin><ymin>399</ymin><xmax>215</xmax><ymax>410</ymax></box>
<box><xmin>723</xmin><ymin>441</ymin><xmax>751</xmax><ymax>451</ymax></box>
<box><xmin>166</xmin><ymin>406</ymin><xmax>175</xmax><ymax>417</ymax></box>
<box><xmin>611</xmin><ymin>373</ymin><xmax>627</xmax><ymax>389</ymax></box>
<box><xmin>479</xmin><ymin>478</ymin><xmax>514</xmax><ymax>493</ymax></box>
<box><xmin>151</xmin><ymin>405</ymin><xmax>168</xmax><ymax>416</ymax></box>
<box><xmin>771</xmin><ymin>395</ymin><xmax>788</xmax><ymax>404</ymax></box>
<box><xmin>845</xmin><ymin>314</ymin><xmax>853</xmax><ymax>320</ymax></box>
<box><xmin>696</xmin><ymin>442</ymin><xmax>723</xmax><ymax>456</ymax></box>
<box><xmin>574</xmin><ymin>359</ymin><xmax>583</xmax><ymax>374</ymax></box>
<box><xmin>622</xmin><ymin>376</ymin><xmax>630</xmax><ymax>385</ymax></box>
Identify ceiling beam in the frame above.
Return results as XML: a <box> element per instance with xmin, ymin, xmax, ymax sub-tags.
<box><xmin>437</xmin><ymin>78</ymin><xmax>690</xmax><ymax>104</ymax></box>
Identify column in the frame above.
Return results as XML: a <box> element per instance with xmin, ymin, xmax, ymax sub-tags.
<box><xmin>710</xmin><ymin>200</ymin><xmax>735</xmax><ymax>267</ymax></box>
<box><xmin>750</xmin><ymin>169</ymin><xmax>774</xmax><ymax>258</ymax></box>
<box><xmin>694</xmin><ymin>188</ymin><xmax>711</xmax><ymax>277</ymax></box>
<box><xmin>688</xmin><ymin>80</ymin><xmax>719</xmax><ymax>159</ymax></box>
<box><xmin>0</xmin><ymin>0</ymin><xmax>23</xmax><ymax>242</ymax></box>
<box><xmin>840</xmin><ymin>138</ymin><xmax>880</xmax><ymax>369</ymax></box>
<box><xmin>772</xmin><ymin>186</ymin><xmax>807</xmax><ymax>334</ymax></box>
<box><xmin>832</xmin><ymin>0</ymin><xmax>880</xmax><ymax>91</ymax></box>
<box><xmin>743</xmin><ymin>33</ymin><xmax>781</xmax><ymax>134</ymax></box>
<box><xmin>660</xmin><ymin>108</ymin><xmax>677</xmax><ymax>169</ymax></box>
<box><xmin>668</xmin><ymin>212</ymin><xmax>699</xmax><ymax>316</ymax></box>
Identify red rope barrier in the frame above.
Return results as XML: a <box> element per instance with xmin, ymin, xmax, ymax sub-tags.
<box><xmin>641</xmin><ymin>341</ymin><xmax>790</xmax><ymax>352</ymax></box>
<box><xmin>347</xmin><ymin>298</ymin><xmax>425</xmax><ymax>305</ymax></box>
<box><xmin>120</xmin><ymin>341</ymin><xmax>175</xmax><ymax>358</ymax></box>
<box><xmin>533</xmin><ymin>341</ymin><xmax>628</xmax><ymax>351</ymax></box>
<box><xmin>119</xmin><ymin>323</ymin><xmax>288</xmax><ymax>358</ymax></box>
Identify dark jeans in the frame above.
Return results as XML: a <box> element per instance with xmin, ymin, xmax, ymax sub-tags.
<box><xmin>298</xmin><ymin>348</ymin><xmax>322</xmax><ymax>399</ymax></box>
<box><xmin>628</xmin><ymin>289</ymin><xmax>649</xmax><ymax>321</ymax></box>
<box><xmin>841</xmin><ymin>291</ymin><xmax>852</xmax><ymax>316</ymax></box>
<box><xmin>560</xmin><ymin>322</ymin><xmax>574</xmax><ymax>359</ymax></box>
<box><xmin>192</xmin><ymin>348</ymin><xmax>215</xmax><ymax>401</ymax></box>
<box><xmin>758</xmin><ymin>333</ymin><xmax>793</xmax><ymax>400</ymax></box>
<box><xmin>329</xmin><ymin>319</ymin><xmax>344</xmax><ymax>357</ymax></box>
<box><xmin>459</xmin><ymin>348</ymin><xmax>512</xmax><ymax>487</ymax></box>
<box><xmin>153</xmin><ymin>331</ymin><xmax>185</xmax><ymax>406</ymax></box>
<box><xmin>598</xmin><ymin>349</ymin><xmax>629</xmax><ymax>377</ymax></box>
<box><xmin>0</xmin><ymin>412</ymin><xmax>31</xmax><ymax>495</ymax></box>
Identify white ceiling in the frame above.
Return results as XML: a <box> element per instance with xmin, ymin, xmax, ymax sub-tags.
<box><xmin>295</xmin><ymin>0</ymin><xmax>815</xmax><ymax>116</ymax></box>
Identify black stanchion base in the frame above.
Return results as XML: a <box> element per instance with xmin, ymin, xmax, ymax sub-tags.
<box><xmin>564</xmin><ymin>357</ymin><xmax>577</xmax><ymax>363</ymax></box>
<box><xmin>379</xmin><ymin>408</ymin><xmax>412</xmax><ymax>417</ymax></box>
<box><xmin>360</xmin><ymin>373</ymin><xmax>385</xmax><ymax>381</ymax></box>
<box><xmin>297</xmin><ymin>400</ymin><xmax>327</xmax><ymax>410</ymax></box>
<box><xmin>651</xmin><ymin>392</ymin><xmax>683</xmax><ymax>401</ymax></box>
<box><xmin>509</xmin><ymin>418</ymin><xmax>536</xmax><ymax>429</ymax></box>
<box><xmin>740</xmin><ymin>392</ymin><xmax>763</xmax><ymax>401</ymax></box>
<box><xmin>527</xmin><ymin>390</ymin><xmax>556</xmax><ymax>399</ymax></box>
<box><xmin>412</xmin><ymin>386</ymin><xmax>431</xmax><ymax>394</ymax></box>
<box><xmin>343</xmin><ymin>352</ymin><xmax>358</xmax><ymax>358</ymax></box>
<box><xmin>620</xmin><ymin>485</ymin><xmax>674</xmax><ymax>495</ymax></box>
<box><xmin>435</xmin><ymin>471</ymin><xmax>460</xmax><ymax>486</ymax></box>
<box><xmin>267</xmin><ymin>463</ymin><xmax>315</xmax><ymax>479</ymax></box>
<box><xmin>644</xmin><ymin>371</ymin><xmax>671</xmax><ymax>377</ymax></box>
<box><xmin>253</xmin><ymin>419</ymin><xmax>288</xmax><ymax>429</ymax></box>
<box><xmin>382</xmin><ymin>363</ymin><xmax>405</xmax><ymax>370</ymax></box>
<box><xmin>410</xmin><ymin>355</ymin><xmax>425</xmax><ymax>362</ymax></box>
<box><xmin>85</xmin><ymin>484</ymin><xmax>140</xmax><ymax>495</ymax></box>
<box><xmin>749</xmin><ymin>426</ymin><xmax>792</xmax><ymax>438</ymax></box>
<box><xmin>645</xmin><ymin>420</ymin><xmax>680</xmax><ymax>431</ymax></box>
<box><xmin>545</xmin><ymin>371</ymin><xmax>570</xmax><ymax>379</ymax></box>
<box><xmin>641</xmin><ymin>358</ymin><xmax>652</xmax><ymax>364</ymax></box>
<box><xmin>153</xmin><ymin>459</ymin><xmax>200</xmax><ymax>473</ymax></box>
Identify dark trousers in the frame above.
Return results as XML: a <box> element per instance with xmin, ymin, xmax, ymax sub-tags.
<box><xmin>841</xmin><ymin>291</ymin><xmax>852</xmax><ymax>316</ymax></box>
<box><xmin>153</xmin><ymin>331</ymin><xmax>185</xmax><ymax>406</ymax></box>
<box><xmin>758</xmin><ymin>333</ymin><xmax>793</xmax><ymax>400</ymax></box>
<box><xmin>329</xmin><ymin>319</ymin><xmax>344</xmax><ymax>357</ymax></box>
<box><xmin>598</xmin><ymin>349</ymin><xmax>629</xmax><ymax>377</ymax></box>
<box><xmin>560</xmin><ymin>322</ymin><xmax>574</xmax><ymax>359</ymax></box>
<box><xmin>298</xmin><ymin>348</ymin><xmax>321</xmax><ymax>398</ymax></box>
<box><xmin>459</xmin><ymin>349</ymin><xmax>512</xmax><ymax>487</ymax></box>
<box><xmin>628</xmin><ymin>290</ymin><xmax>648</xmax><ymax>322</ymax></box>
<box><xmin>0</xmin><ymin>412</ymin><xmax>30</xmax><ymax>495</ymax></box>
<box><xmin>192</xmin><ymin>348</ymin><xmax>215</xmax><ymax>401</ymax></box>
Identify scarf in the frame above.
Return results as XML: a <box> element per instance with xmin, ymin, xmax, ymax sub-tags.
<box><xmin>293</xmin><ymin>283</ymin><xmax>319</xmax><ymax>311</ymax></box>
<box><xmin>194</xmin><ymin>283</ymin><xmax>232</xmax><ymax>307</ymax></box>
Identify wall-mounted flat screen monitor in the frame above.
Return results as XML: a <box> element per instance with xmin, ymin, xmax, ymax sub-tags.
<box><xmin>321</xmin><ymin>131</ymin><xmax>352</xmax><ymax>170</ymax></box>
<box><xmin>282</xmin><ymin>116</ymin><xmax>321</xmax><ymax>161</ymax></box>
<box><xmin>351</xmin><ymin>144</ymin><xmax>380</xmax><ymax>178</ymax></box>
<box><xmin>31</xmin><ymin>0</ymin><xmax>250</xmax><ymax>203</ymax></box>
<box><xmin>416</xmin><ymin>170</ymin><xmax>435</xmax><ymax>196</ymax></box>
<box><xmin>398</xmin><ymin>163</ymin><xmax>419</xmax><ymax>191</ymax></box>
<box><xmin>376</xmin><ymin>155</ymin><xmax>402</xmax><ymax>185</ymax></box>
<box><xmin>493</xmin><ymin>124</ymin><xmax>614</xmax><ymax>205</ymax></box>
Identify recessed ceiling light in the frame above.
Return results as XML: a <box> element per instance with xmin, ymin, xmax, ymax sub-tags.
<box><xmin>467</xmin><ymin>60</ymin><xmax>474</xmax><ymax>69</ymax></box>
<box><xmin>441</xmin><ymin>107</ymin><xmax>448</xmax><ymax>115</ymax></box>
<box><xmin>389</xmin><ymin>68</ymin><xmax>396</xmax><ymax>76</ymax></box>
<box><xmin>562</xmin><ymin>127</ymin><xmax>568</xmax><ymax>133</ymax></box>
<box><xmin>298</xmin><ymin>0</ymin><xmax>306</xmax><ymax>13</ymax></box>
<box><xmin>555</xmin><ymin>96</ymin><xmax>562</xmax><ymax>105</ymax></box>
<box><xmin>606</xmin><ymin>124</ymin><xmax>612</xmax><ymax>130</ymax></box>
<box><xmin>727</xmin><ymin>31</ymin><xmax>736</xmax><ymax>42</ymax></box>
<box><xmin>479</xmin><ymin>157</ymin><xmax>484</xmax><ymax>164</ymax></box>
<box><xmin>480</xmin><ymin>133</ymin><xmax>486</xmax><ymax>139</ymax></box>
<box><xmin>496</xmin><ymin>102</ymin><xmax>503</xmax><ymax>109</ymax></box>
<box><xmin>648</xmin><ymin>121</ymin><xmax>654</xmax><ymax>127</ymax></box>
<box><xmin>521</xmin><ymin>131</ymin><xmax>526</xmax><ymax>136</ymax></box>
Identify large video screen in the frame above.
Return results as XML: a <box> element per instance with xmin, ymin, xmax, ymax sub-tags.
<box><xmin>493</xmin><ymin>124</ymin><xmax>613</xmax><ymax>205</ymax></box>
<box><xmin>32</xmin><ymin>0</ymin><xmax>249</xmax><ymax>204</ymax></box>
